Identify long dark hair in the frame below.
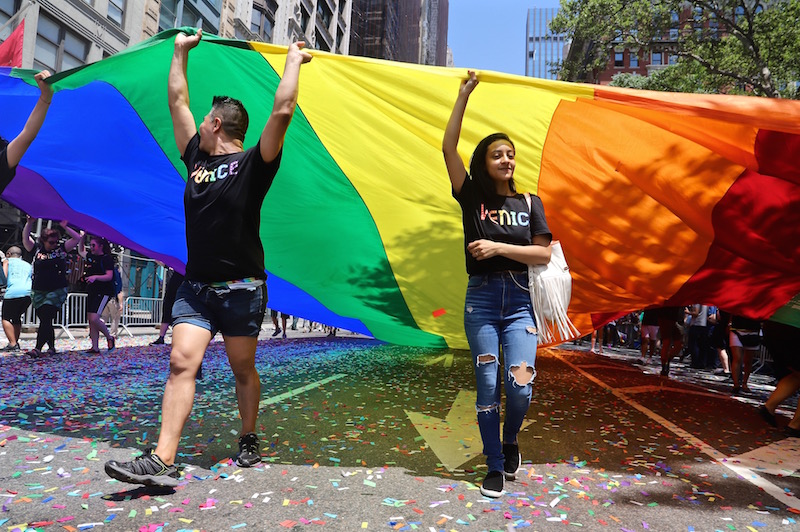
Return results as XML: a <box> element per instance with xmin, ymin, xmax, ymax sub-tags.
<box><xmin>91</xmin><ymin>236</ymin><xmax>112</xmax><ymax>255</ymax></box>
<box><xmin>469</xmin><ymin>132</ymin><xmax>517</xmax><ymax>199</ymax></box>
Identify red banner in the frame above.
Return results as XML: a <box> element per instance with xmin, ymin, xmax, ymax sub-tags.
<box><xmin>0</xmin><ymin>20</ymin><xmax>24</xmax><ymax>67</ymax></box>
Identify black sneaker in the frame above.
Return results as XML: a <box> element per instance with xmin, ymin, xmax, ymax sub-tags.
<box><xmin>758</xmin><ymin>405</ymin><xmax>777</xmax><ymax>427</ymax></box>
<box><xmin>271</xmin><ymin>328</ymin><xmax>282</xmax><ymax>337</ymax></box>
<box><xmin>480</xmin><ymin>470</ymin><xmax>504</xmax><ymax>498</ymax></box>
<box><xmin>104</xmin><ymin>449</ymin><xmax>179</xmax><ymax>487</ymax></box>
<box><xmin>150</xmin><ymin>337</ymin><xmax>165</xmax><ymax>345</ymax></box>
<box><xmin>235</xmin><ymin>432</ymin><xmax>261</xmax><ymax>467</ymax></box>
<box><xmin>503</xmin><ymin>443</ymin><xmax>521</xmax><ymax>480</ymax></box>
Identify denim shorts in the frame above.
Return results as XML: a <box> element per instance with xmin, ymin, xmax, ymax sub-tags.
<box><xmin>171</xmin><ymin>280</ymin><xmax>267</xmax><ymax>337</ymax></box>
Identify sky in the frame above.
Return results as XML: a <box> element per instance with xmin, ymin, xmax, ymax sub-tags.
<box><xmin>447</xmin><ymin>0</ymin><xmax>561</xmax><ymax>77</ymax></box>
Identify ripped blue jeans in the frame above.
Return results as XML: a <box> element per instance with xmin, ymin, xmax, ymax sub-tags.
<box><xmin>464</xmin><ymin>271</ymin><xmax>538</xmax><ymax>472</ymax></box>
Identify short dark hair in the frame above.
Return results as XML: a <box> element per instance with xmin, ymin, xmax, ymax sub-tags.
<box><xmin>211</xmin><ymin>95</ymin><xmax>249</xmax><ymax>142</ymax></box>
<box><xmin>40</xmin><ymin>227</ymin><xmax>60</xmax><ymax>245</ymax></box>
<box><xmin>469</xmin><ymin>133</ymin><xmax>517</xmax><ymax>198</ymax></box>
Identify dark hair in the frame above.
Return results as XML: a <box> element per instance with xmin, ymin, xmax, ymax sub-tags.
<box><xmin>39</xmin><ymin>227</ymin><xmax>60</xmax><ymax>245</ymax></box>
<box><xmin>211</xmin><ymin>95</ymin><xmax>249</xmax><ymax>142</ymax></box>
<box><xmin>91</xmin><ymin>236</ymin><xmax>112</xmax><ymax>255</ymax></box>
<box><xmin>469</xmin><ymin>133</ymin><xmax>517</xmax><ymax>198</ymax></box>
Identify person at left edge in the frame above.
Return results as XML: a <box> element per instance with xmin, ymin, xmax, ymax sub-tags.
<box><xmin>104</xmin><ymin>29</ymin><xmax>312</xmax><ymax>488</ymax></box>
<box><xmin>0</xmin><ymin>71</ymin><xmax>53</xmax><ymax>193</ymax></box>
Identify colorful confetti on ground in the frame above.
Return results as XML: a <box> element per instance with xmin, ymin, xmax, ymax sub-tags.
<box><xmin>1</xmin><ymin>333</ymin><xmax>799</xmax><ymax>530</ymax></box>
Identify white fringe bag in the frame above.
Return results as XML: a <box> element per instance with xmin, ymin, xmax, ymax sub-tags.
<box><xmin>523</xmin><ymin>193</ymin><xmax>580</xmax><ymax>345</ymax></box>
<box><xmin>527</xmin><ymin>241</ymin><xmax>580</xmax><ymax>344</ymax></box>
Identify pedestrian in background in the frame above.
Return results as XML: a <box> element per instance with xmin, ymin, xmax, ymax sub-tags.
<box><xmin>22</xmin><ymin>217</ymin><xmax>81</xmax><ymax>357</ymax></box>
<box><xmin>1</xmin><ymin>246</ymin><xmax>32</xmax><ymax>352</ymax></box>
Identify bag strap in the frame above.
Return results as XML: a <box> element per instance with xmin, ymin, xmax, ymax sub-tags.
<box><xmin>523</xmin><ymin>192</ymin><xmax>532</xmax><ymax>213</ymax></box>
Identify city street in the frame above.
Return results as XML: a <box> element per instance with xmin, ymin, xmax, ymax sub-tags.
<box><xmin>1</xmin><ymin>330</ymin><xmax>799</xmax><ymax>531</ymax></box>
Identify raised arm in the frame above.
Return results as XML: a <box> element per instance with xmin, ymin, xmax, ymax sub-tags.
<box><xmin>259</xmin><ymin>42</ymin><xmax>312</xmax><ymax>164</ymax></box>
<box><xmin>60</xmin><ymin>220</ymin><xmax>81</xmax><ymax>252</ymax></box>
<box><xmin>6</xmin><ymin>71</ymin><xmax>53</xmax><ymax>168</ymax></box>
<box><xmin>77</xmin><ymin>232</ymin><xmax>89</xmax><ymax>258</ymax></box>
<box><xmin>22</xmin><ymin>216</ymin><xmax>36</xmax><ymax>252</ymax></box>
<box><xmin>443</xmin><ymin>71</ymin><xmax>478</xmax><ymax>195</ymax></box>
<box><xmin>168</xmin><ymin>30</ymin><xmax>202</xmax><ymax>156</ymax></box>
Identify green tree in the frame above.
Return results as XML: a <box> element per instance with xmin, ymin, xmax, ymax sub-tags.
<box><xmin>550</xmin><ymin>0</ymin><xmax>800</xmax><ymax>98</ymax></box>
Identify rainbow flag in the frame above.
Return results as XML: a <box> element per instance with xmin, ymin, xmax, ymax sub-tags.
<box><xmin>2</xmin><ymin>29</ymin><xmax>798</xmax><ymax>348</ymax></box>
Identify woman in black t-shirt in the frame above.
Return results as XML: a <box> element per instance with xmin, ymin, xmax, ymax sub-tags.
<box><xmin>443</xmin><ymin>71</ymin><xmax>552</xmax><ymax>499</ymax></box>
<box><xmin>79</xmin><ymin>235</ymin><xmax>116</xmax><ymax>354</ymax></box>
<box><xmin>22</xmin><ymin>216</ymin><xmax>81</xmax><ymax>356</ymax></box>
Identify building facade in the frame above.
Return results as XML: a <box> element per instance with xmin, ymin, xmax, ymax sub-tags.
<box><xmin>0</xmin><ymin>0</ymin><xmax>352</xmax><ymax>73</ymax></box>
<box><xmin>525</xmin><ymin>7</ymin><xmax>566</xmax><ymax>80</ymax></box>
<box><xmin>349</xmin><ymin>0</ymin><xmax>447</xmax><ymax>65</ymax></box>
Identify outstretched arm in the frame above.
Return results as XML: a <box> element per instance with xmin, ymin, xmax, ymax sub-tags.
<box><xmin>259</xmin><ymin>42</ymin><xmax>312</xmax><ymax>164</ymax></box>
<box><xmin>169</xmin><ymin>30</ymin><xmax>202</xmax><ymax>156</ymax></box>
<box><xmin>442</xmin><ymin>70</ymin><xmax>478</xmax><ymax>195</ymax></box>
<box><xmin>6</xmin><ymin>71</ymin><xmax>53</xmax><ymax>168</ymax></box>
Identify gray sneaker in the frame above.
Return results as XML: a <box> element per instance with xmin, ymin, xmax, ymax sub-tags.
<box><xmin>235</xmin><ymin>432</ymin><xmax>261</xmax><ymax>467</ymax></box>
<box><xmin>104</xmin><ymin>449</ymin><xmax>180</xmax><ymax>487</ymax></box>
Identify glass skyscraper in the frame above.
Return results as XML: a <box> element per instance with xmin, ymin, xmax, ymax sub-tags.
<box><xmin>525</xmin><ymin>7</ymin><xmax>566</xmax><ymax>79</ymax></box>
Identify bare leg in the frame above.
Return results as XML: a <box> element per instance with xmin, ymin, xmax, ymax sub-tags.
<box><xmin>742</xmin><ymin>348</ymin><xmax>756</xmax><ymax>390</ymax></box>
<box><xmin>2</xmin><ymin>319</ymin><xmax>17</xmax><ymax>346</ymax></box>
<box><xmin>730</xmin><ymin>345</ymin><xmax>743</xmax><ymax>391</ymax></box>
<box><xmin>223</xmin><ymin>336</ymin><xmax>260</xmax><ymax>434</ymax></box>
<box><xmin>717</xmin><ymin>348</ymin><xmax>730</xmax><ymax>373</ymax></box>
<box><xmin>153</xmin><ymin>323</ymin><xmax>212</xmax><ymax>464</ymax></box>
<box><xmin>87</xmin><ymin>312</ymin><xmax>111</xmax><ymax>350</ymax></box>
<box><xmin>765</xmin><ymin>372</ymin><xmax>800</xmax><ymax>414</ymax></box>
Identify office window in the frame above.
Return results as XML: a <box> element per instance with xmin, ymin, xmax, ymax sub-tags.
<box><xmin>651</xmin><ymin>51</ymin><xmax>663</xmax><ymax>65</ymax></box>
<box><xmin>630</xmin><ymin>53</ymin><xmax>638</xmax><ymax>68</ymax></box>
<box><xmin>300</xmin><ymin>5</ymin><xmax>310</xmax><ymax>33</ymax></box>
<box><xmin>709</xmin><ymin>12</ymin><xmax>718</xmax><ymax>38</ymax></box>
<box><xmin>316</xmin><ymin>1</ymin><xmax>332</xmax><ymax>28</ymax></box>
<box><xmin>34</xmin><ymin>12</ymin><xmax>89</xmax><ymax>72</ymax></box>
<box><xmin>108</xmin><ymin>0</ymin><xmax>125</xmax><ymax>26</ymax></box>
<box><xmin>159</xmin><ymin>0</ymin><xmax>178</xmax><ymax>31</ymax></box>
<box><xmin>669</xmin><ymin>54</ymin><xmax>678</xmax><ymax>65</ymax></box>
<box><xmin>614</xmin><ymin>52</ymin><xmax>624</xmax><ymax>67</ymax></box>
<box><xmin>314</xmin><ymin>29</ymin><xmax>330</xmax><ymax>51</ymax></box>
<box><xmin>693</xmin><ymin>7</ymin><xmax>703</xmax><ymax>36</ymax></box>
<box><xmin>251</xmin><ymin>7</ymin><xmax>274</xmax><ymax>42</ymax></box>
<box><xmin>734</xmin><ymin>6</ymin><xmax>745</xmax><ymax>24</ymax></box>
<box><xmin>669</xmin><ymin>11</ymin><xmax>679</xmax><ymax>40</ymax></box>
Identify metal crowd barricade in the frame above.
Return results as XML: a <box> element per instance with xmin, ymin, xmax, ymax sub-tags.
<box><xmin>119</xmin><ymin>296</ymin><xmax>163</xmax><ymax>337</ymax></box>
<box><xmin>752</xmin><ymin>343</ymin><xmax>774</xmax><ymax>375</ymax></box>
<box><xmin>20</xmin><ymin>292</ymin><xmax>87</xmax><ymax>340</ymax></box>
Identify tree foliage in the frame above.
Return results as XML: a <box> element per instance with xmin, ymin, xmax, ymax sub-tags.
<box><xmin>550</xmin><ymin>0</ymin><xmax>800</xmax><ymax>98</ymax></box>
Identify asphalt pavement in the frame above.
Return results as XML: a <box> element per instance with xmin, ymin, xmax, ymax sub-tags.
<box><xmin>1</xmin><ymin>328</ymin><xmax>799</xmax><ymax>531</ymax></box>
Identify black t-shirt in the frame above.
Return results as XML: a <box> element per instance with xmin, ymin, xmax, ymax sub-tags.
<box><xmin>453</xmin><ymin>174</ymin><xmax>551</xmax><ymax>275</ymax></box>
<box><xmin>32</xmin><ymin>243</ymin><xmax>69</xmax><ymax>291</ymax></box>
<box><xmin>0</xmin><ymin>143</ymin><xmax>16</xmax><ymax>194</ymax></box>
<box><xmin>181</xmin><ymin>134</ymin><xmax>281</xmax><ymax>282</ymax></box>
<box><xmin>84</xmin><ymin>252</ymin><xmax>115</xmax><ymax>296</ymax></box>
<box><xmin>642</xmin><ymin>308</ymin><xmax>659</xmax><ymax>326</ymax></box>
